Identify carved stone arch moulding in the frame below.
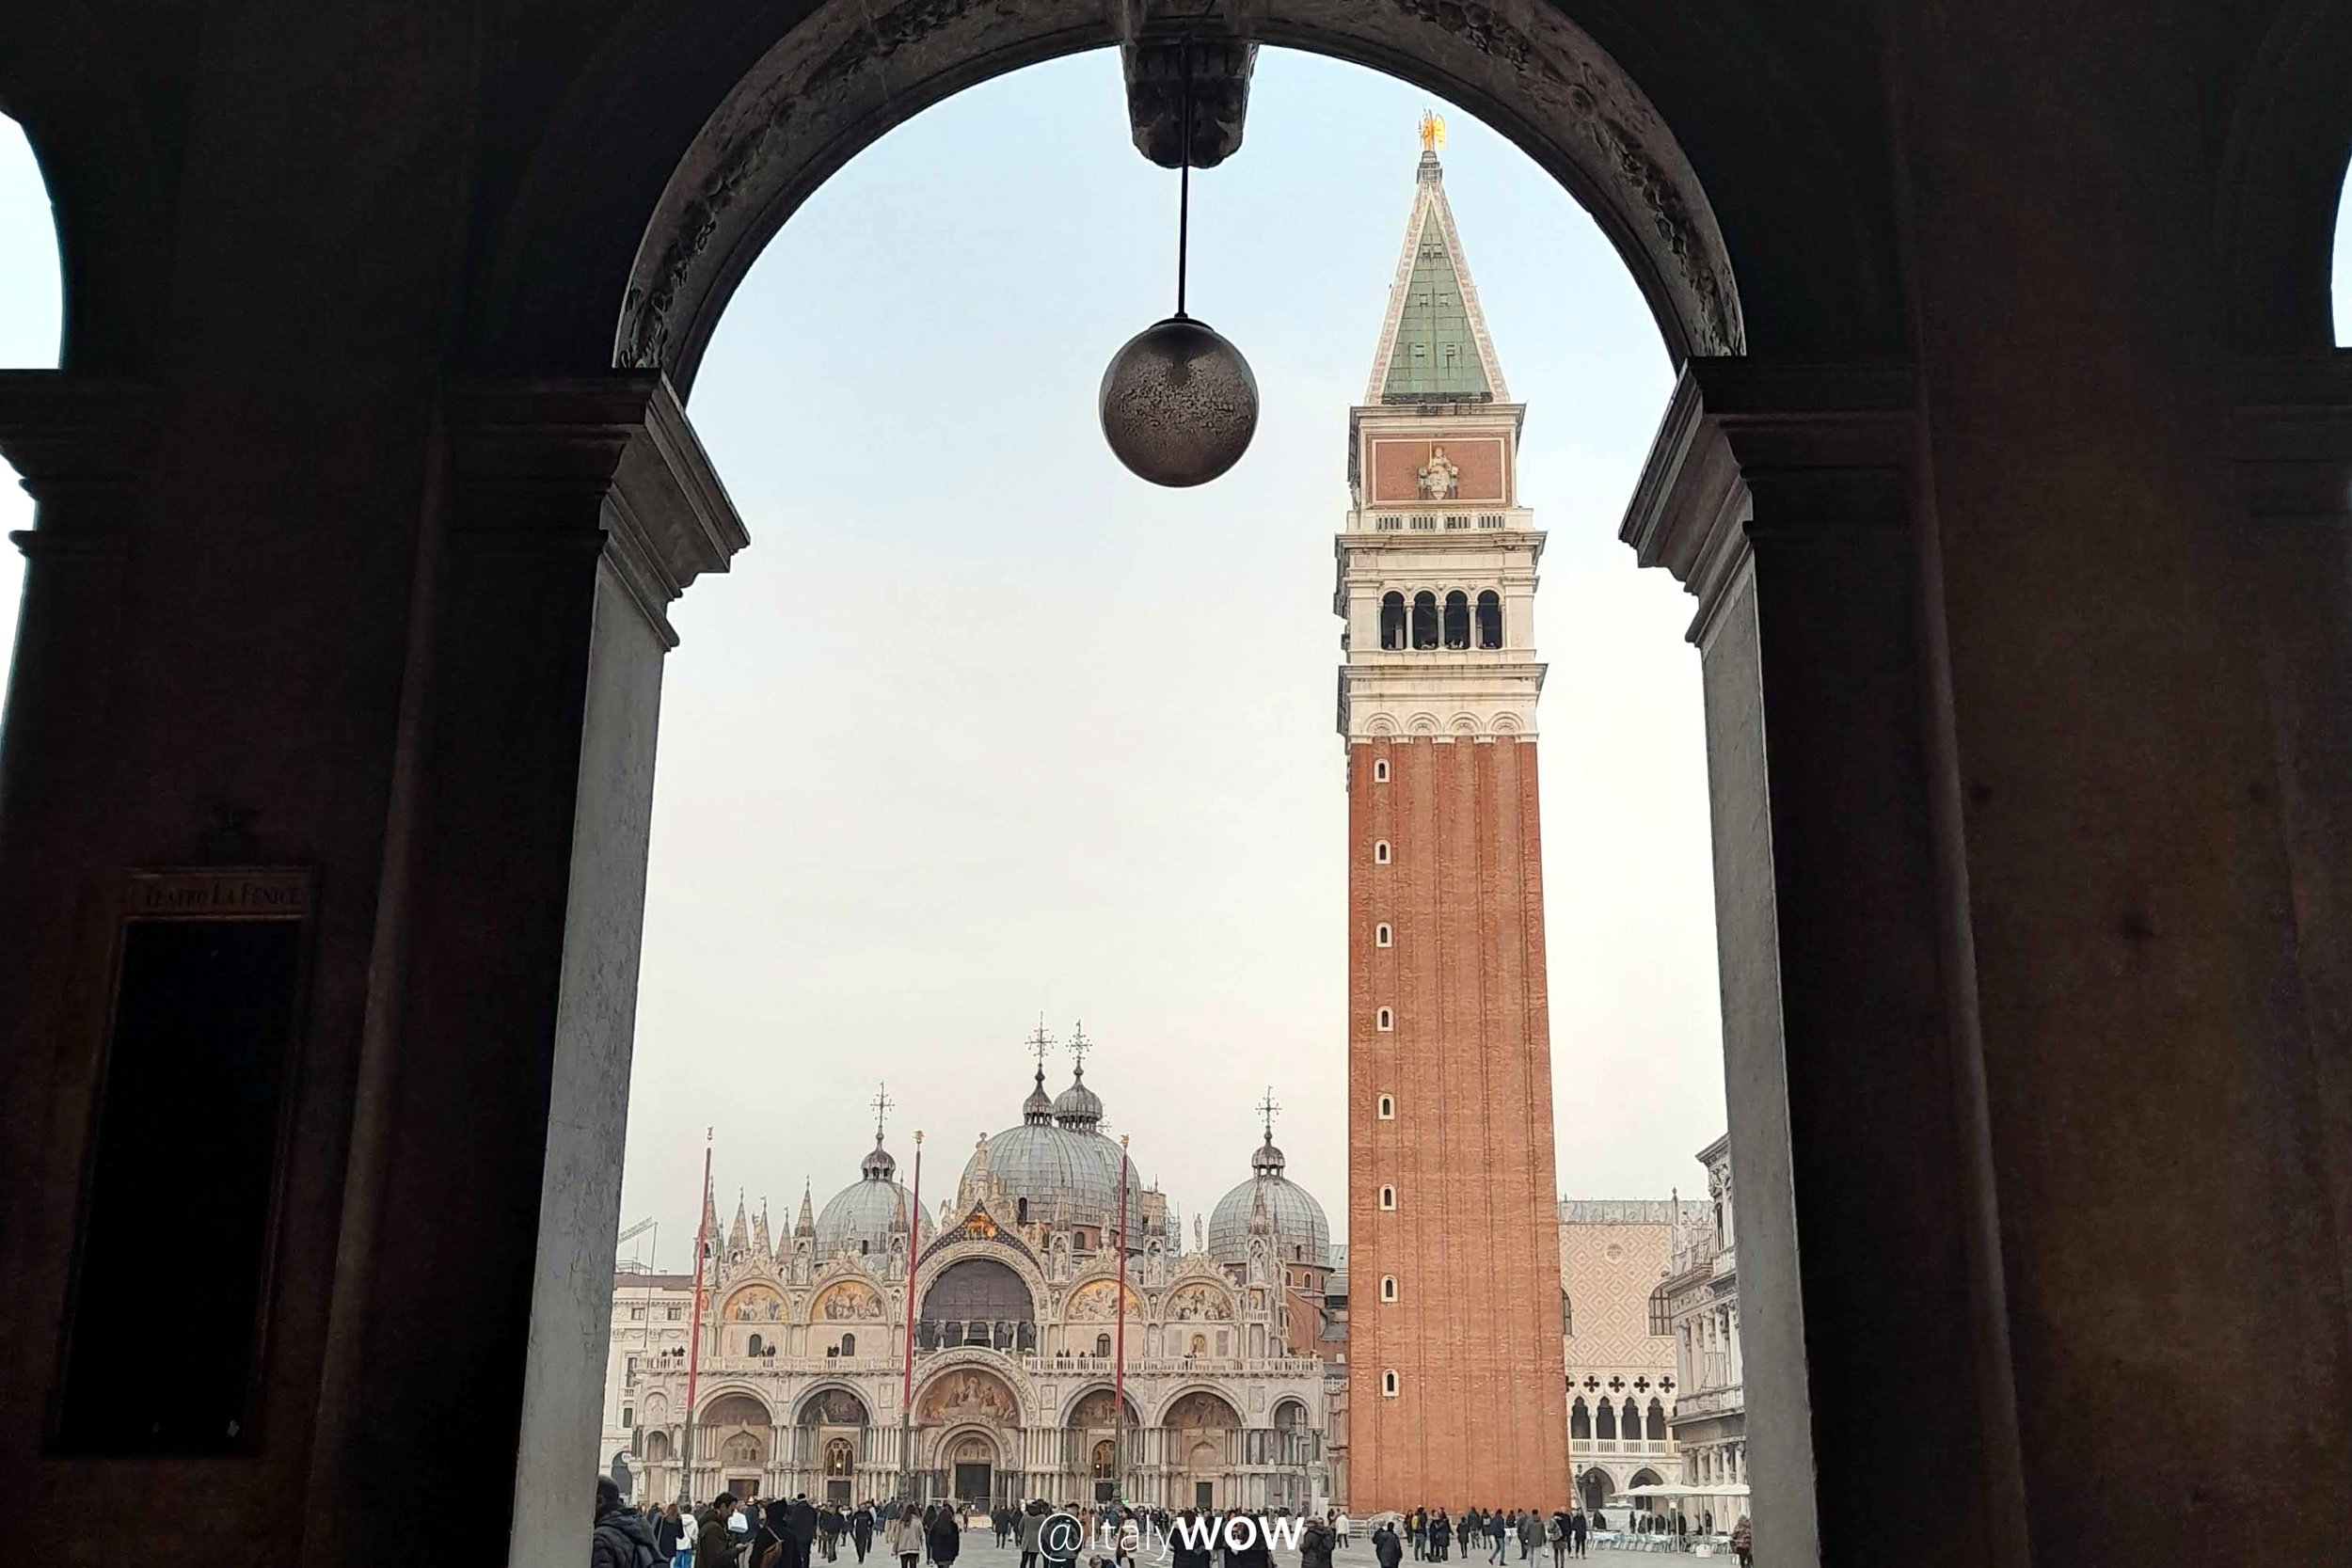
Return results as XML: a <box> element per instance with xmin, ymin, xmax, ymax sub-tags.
<box><xmin>614</xmin><ymin>0</ymin><xmax>1743</xmax><ymax>391</ymax></box>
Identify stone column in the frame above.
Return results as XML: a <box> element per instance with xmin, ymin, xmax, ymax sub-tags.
<box><xmin>303</xmin><ymin>375</ymin><xmax>745</xmax><ymax>1567</ymax></box>
<box><xmin>1621</xmin><ymin>359</ymin><xmax>2007</xmax><ymax>1567</ymax></box>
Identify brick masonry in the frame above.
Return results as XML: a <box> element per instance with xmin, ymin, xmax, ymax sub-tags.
<box><xmin>1346</xmin><ymin>734</ymin><xmax>1570</xmax><ymax>1509</ymax></box>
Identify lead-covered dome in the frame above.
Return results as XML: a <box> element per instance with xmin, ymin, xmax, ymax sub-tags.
<box><xmin>1207</xmin><ymin>1135</ymin><xmax>1330</xmax><ymax>1268</ymax></box>
<box><xmin>816</xmin><ymin>1136</ymin><xmax>933</xmax><ymax>1258</ymax></box>
<box><xmin>968</xmin><ymin>1058</ymin><xmax>1141</xmax><ymax>1231</ymax></box>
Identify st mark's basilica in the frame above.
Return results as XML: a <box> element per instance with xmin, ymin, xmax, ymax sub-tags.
<box><xmin>601</xmin><ymin>1037</ymin><xmax>1339</xmax><ymax>1511</ymax></box>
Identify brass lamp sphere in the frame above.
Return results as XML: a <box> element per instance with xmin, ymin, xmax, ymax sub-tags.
<box><xmin>1098</xmin><ymin>314</ymin><xmax>1260</xmax><ymax>487</ymax></box>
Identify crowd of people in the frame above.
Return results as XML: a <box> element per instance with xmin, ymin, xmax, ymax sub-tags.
<box><xmin>590</xmin><ymin>1486</ymin><xmax>969</xmax><ymax>1568</ymax></box>
<box><xmin>589</xmin><ymin>1486</ymin><xmax>1754</xmax><ymax>1568</ymax></box>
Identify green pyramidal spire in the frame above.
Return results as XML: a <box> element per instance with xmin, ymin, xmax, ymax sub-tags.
<box><xmin>1372</xmin><ymin>149</ymin><xmax>1504</xmax><ymax>404</ymax></box>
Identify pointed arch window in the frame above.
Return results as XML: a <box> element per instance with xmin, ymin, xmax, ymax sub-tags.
<box><xmin>1476</xmin><ymin>591</ymin><xmax>1502</xmax><ymax>649</ymax></box>
<box><xmin>1443</xmin><ymin>591</ymin><xmax>1470</xmax><ymax>649</ymax></box>
<box><xmin>1570</xmin><ymin>1399</ymin><xmax>1591</xmax><ymax>1440</ymax></box>
<box><xmin>1596</xmin><ymin>1402</ymin><xmax>1617</xmax><ymax>1440</ymax></box>
<box><xmin>1411</xmin><ymin>592</ymin><xmax>1439</xmax><ymax>650</ymax></box>
<box><xmin>1379</xmin><ymin>592</ymin><xmax>1407</xmax><ymax>650</ymax></box>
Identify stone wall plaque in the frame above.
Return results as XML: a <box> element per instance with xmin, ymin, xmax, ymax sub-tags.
<box><xmin>54</xmin><ymin>868</ymin><xmax>311</xmax><ymax>1454</ymax></box>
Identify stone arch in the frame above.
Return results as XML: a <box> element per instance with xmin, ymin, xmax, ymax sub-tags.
<box><xmin>0</xmin><ymin>4</ymin><xmax>169</xmax><ymax>371</ymax></box>
<box><xmin>1156</xmin><ymin>1386</ymin><xmax>1242</xmax><ymax>1430</ymax></box>
<box><xmin>914</xmin><ymin>1364</ymin><xmax>1021</xmax><ymax>1424</ymax></box>
<box><xmin>722</xmin><ymin>1281</ymin><xmax>787</xmax><ymax>1322</ymax></box>
<box><xmin>2216</xmin><ymin>0</ymin><xmax>2352</xmax><ymax>350</ymax></box>
<box><xmin>700</xmin><ymin>1390</ymin><xmax>774</xmax><ymax>1427</ymax></box>
<box><xmin>1270</xmin><ymin>1397</ymin><xmax>1309</xmax><ymax>1429</ymax></box>
<box><xmin>1063</xmin><ymin>1275</ymin><xmax>1142</xmax><ymax>1322</ymax></box>
<box><xmin>463</xmin><ymin>0</ymin><xmax>1910</xmax><ymax>387</ymax></box>
<box><xmin>795</xmin><ymin>1384</ymin><xmax>872</xmax><ymax>1426</ymax></box>
<box><xmin>1061</xmin><ymin>1385</ymin><xmax>1140</xmax><ymax>1427</ymax></box>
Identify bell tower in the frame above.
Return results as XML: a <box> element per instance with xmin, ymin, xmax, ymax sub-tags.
<box><xmin>1339</xmin><ymin>121</ymin><xmax>1570</xmax><ymax>1509</ymax></box>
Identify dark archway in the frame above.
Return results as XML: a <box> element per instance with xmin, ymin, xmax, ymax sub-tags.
<box><xmin>461</xmin><ymin>0</ymin><xmax>1915</xmax><ymax>388</ymax></box>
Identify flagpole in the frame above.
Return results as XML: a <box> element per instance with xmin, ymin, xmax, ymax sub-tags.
<box><xmin>680</xmin><ymin>1128</ymin><xmax>715</xmax><ymax>1505</ymax></box>
<box><xmin>1113</xmin><ymin>1132</ymin><xmax>1131</xmax><ymax>1505</ymax></box>
<box><xmin>899</xmin><ymin>1130</ymin><xmax>924</xmax><ymax>1501</ymax></box>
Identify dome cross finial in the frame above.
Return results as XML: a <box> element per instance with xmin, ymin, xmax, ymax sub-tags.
<box><xmin>871</xmin><ymin>1081</ymin><xmax>894</xmax><ymax>1147</ymax></box>
<box><xmin>1256</xmin><ymin>1085</ymin><xmax>1281</xmax><ymax>1144</ymax></box>
<box><xmin>1068</xmin><ymin>1020</ymin><xmax>1092</xmax><ymax>1079</ymax></box>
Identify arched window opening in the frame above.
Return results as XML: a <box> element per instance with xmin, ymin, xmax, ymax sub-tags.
<box><xmin>1378</xmin><ymin>1184</ymin><xmax>1396</xmax><ymax>1210</ymax></box>
<box><xmin>1411</xmin><ymin>591</ymin><xmax>1439</xmax><ymax>649</ymax></box>
<box><xmin>1570</xmin><ymin>1399</ymin><xmax>1591</xmax><ymax>1439</ymax></box>
<box><xmin>1562</xmin><ymin>1290</ymin><xmax>1573</xmax><ymax>1335</ymax></box>
<box><xmin>747</xmin><ymin>1333</ymin><xmax>764</xmax><ymax>1355</ymax></box>
<box><xmin>1476</xmin><ymin>590</ymin><xmax>1502</xmax><ymax>648</ymax></box>
<box><xmin>1379</xmin><ymin>592</ymin><xmax>1407</xmax><ymax>650</ymax></box>
<box><xmin>1443</xmin><ymin>591</ymin><xmax>1470</xmax><ymax>648</ymax></box>
<box><xmin>839</xmin><ymin>1333</ymin><xmax>855</xmax><ymax>1357</ymax></box>
<box><xmin>1381</xmin><ymin>1370</ymin><xmax>1399</xmax><ymax>1398</ymax></box>
<box><xmin>1375</xmin><ymin>923</ymin><xmax>1392</xmax><ymax>947</ymax></box>
<box><xmin>1648</xmin><ymin>1399</ymin><xmax>1668</xmax><ymax>1440</ymax></box>
<box><xmin>1596</xmin><ymin>1402</ymin><xmax>1616</xmax><ymax>1441</ymax></box>
<box><xmin>1094</xmin><ymin>1333</ymin><xmax>1112</xmax><ymax>1356</ymax></box>
<box><xmin>1648</xmin><ymin>1286</ymin><xmax>1673</xmax><ymax>1336</ymax></box>
<box><xmin>1622</xmin><ymin>1400</ymin><xmax>1643</xmax><ymax>1441</ymax></box>
<box><xmin>825</xmin><ymin>1437</ymin><xmax>855</xmax><ymax>1477</ymax></box>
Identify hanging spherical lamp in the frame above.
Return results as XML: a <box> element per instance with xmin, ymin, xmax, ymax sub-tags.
<box><xmin>1100</xmin><ymin>42</ymin><xmax>1259</xmax><ymax>487</ymax></box>
<box><xmin>1100</xmin><ymin>313</ymin><xmax>1258</xmax><ymax>487</ymax></box>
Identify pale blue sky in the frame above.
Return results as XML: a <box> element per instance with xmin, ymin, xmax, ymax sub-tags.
<box><xmin>2</xmin><ymin>69</ymin><xmax>2347</xmax><ymax>1258</ymax></box>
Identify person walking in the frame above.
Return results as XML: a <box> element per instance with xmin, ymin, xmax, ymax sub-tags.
<box><xmin>1544</xmin><ymin>1512</ymin><xmax>1566</xmax><ymax>1568</ymax></box>
<box><xmin>1373</xmin><ymin>1521</ymin><xmax>1403</xmax><ymax>1568</ymax></box>
<box><xmin>1486</xmin><ymin>1510</ymin><xmax>1507</xmax><ymax>1564</ymax></box>
<box><xmin>595</xmin><ymin>1477</ymin><xmax>664</xmax><ymax>1568</ymax></box>
<box><xmin>927</xmin><ymin>1503</ymin><xmax>962</xmax><ymax>1568</ymax></box>
<box><xmin>1566</xmin><ymin>1512</ymin><xmax>1585</xmax><ymax>1562</ymax></box>
<box><xmin>1730</xmin><ymin>1517</ymin><xmax>1752</xmax><ymax>1568</ymax></box>
<box><xmin>698</xmin><ymin>1496</ymin><xmax>746</xmax><ymax>1568</ymax></box>
<box><xmin>658</xmin><ymin>1503</ymin><xmax>689</xmax><ymax>1568</ymax></box>
<box><xmin>1335</xmin><ymin>1511</ymin><xmax>1351</xmax><ymax>1550</ymax></box>
<box><xmin>887</xmin><ymin>1506</ymin><xmax>924</xmax><ymax>1568</ymax></box>
<box><xmin>1301</xmin><ymin>1515</ymin><xmax>1335</xmax><ymax>1568</ymax></box>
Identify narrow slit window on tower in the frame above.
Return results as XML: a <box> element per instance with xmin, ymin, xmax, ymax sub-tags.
<box><xmin>1381</xmin><ymin>1275</ymin><xmax>1398</xmax><ymax>1303</ymax></box>
<box><xmin>1374</xmin><ymin>758</ymin><xmax>1390</xmax><ymax>783</ymax></box>
<box><xmin>1377</xmin><ymin>1093</ymin><xmax>1395</xmax><ymax>1119</ymax></box>
<box><xmin>1411</xmin><ymin>592</ymin><xmax>1439</xmax><ymax>650</ymax></box>
<box><xmin>1476</xmin><ymin>590</ymin><xmax>1502</xmax><ymax>649</ymax></box>
<box><xmin>1374</xmin><ymin>840</ymin><xmax>1391</xmax><ymax>864</ymax></box>
<box><xmin>1382</xmin><ymin>1370</ymin><xmax>1400</xmax><ymax>1398</ymax></box>
<box><xmin>1443</xmin><ymin>591</ymin><xmax>1470</xmax><ymax>649</ymax></box>
<box><xmin>1376</xmin><ymin>1007</ymin><xmax>1393</xmax><ymax>1032</ymax></box>
<box><xmin>1379</xmin><ymin>1184</ymin><xmax>1397</xmax><ymax>1210</ymax></box>
<box><xmin>1375</xmin><ymin>923</ymin><xmax>1392</xmax><ymax>947</ymax></box>
<box><xmin>1379</xmin><ymin>592</ymin><xmax>1406</xmax><ymax>651</ymax></box>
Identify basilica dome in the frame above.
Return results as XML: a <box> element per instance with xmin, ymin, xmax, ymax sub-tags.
<box><xmin>1207</xmin><ymin>1135</ymin><xmax>1331</xmax><ymax>1269</ymax></box>
<box><xmin>815</xmin><ymin>1136</ymin><xmax>932</xmax><ymax>1259</ymax></box>
<box><xmin>967</xmin><ymin>1063</ymin><xmax>1143</xmax><ymax>1232</ymax></box>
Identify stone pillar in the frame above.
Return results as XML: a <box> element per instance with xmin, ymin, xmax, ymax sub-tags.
<box><xmin>302</xmin><ymin>378</ymin><xmax>741</xmax><ymax>1560</ymax></box>
<box><xmin>1622</xmin><ymin>359</ymin><xmax>2006</xmax><ymax>1567</ymax></box>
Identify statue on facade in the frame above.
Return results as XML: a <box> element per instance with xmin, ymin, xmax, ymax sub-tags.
<box><xmin>1418</xmin><ymin>445</ymin><xmax>1460</xmax><ymax>499</ymax></box>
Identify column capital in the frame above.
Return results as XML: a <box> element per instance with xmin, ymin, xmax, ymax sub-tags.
<box><xmin>2231</xmin><ymin>355</ymin><xmax>2352</xmax><ymax>523</ymax></box>
<box><xmin>445</xmin><ymin>372</ymin><xmax>749</xmax><ymax>648</ymax></box>
<box><xmin>1619</xmin><ymin>357</ymin><xmax>1915</xmax><ymax>644</ymax></box>
<box><xmin>0</xmin><ymin>372</ymin><xmax>153</xmax><ymax>555</ymax></box>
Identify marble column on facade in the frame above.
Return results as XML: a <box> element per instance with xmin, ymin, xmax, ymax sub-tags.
<box><xmin>1621</xmin><ymin>359</ymin><xmax>2005</xmax><ymax>1568</ymax></box>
